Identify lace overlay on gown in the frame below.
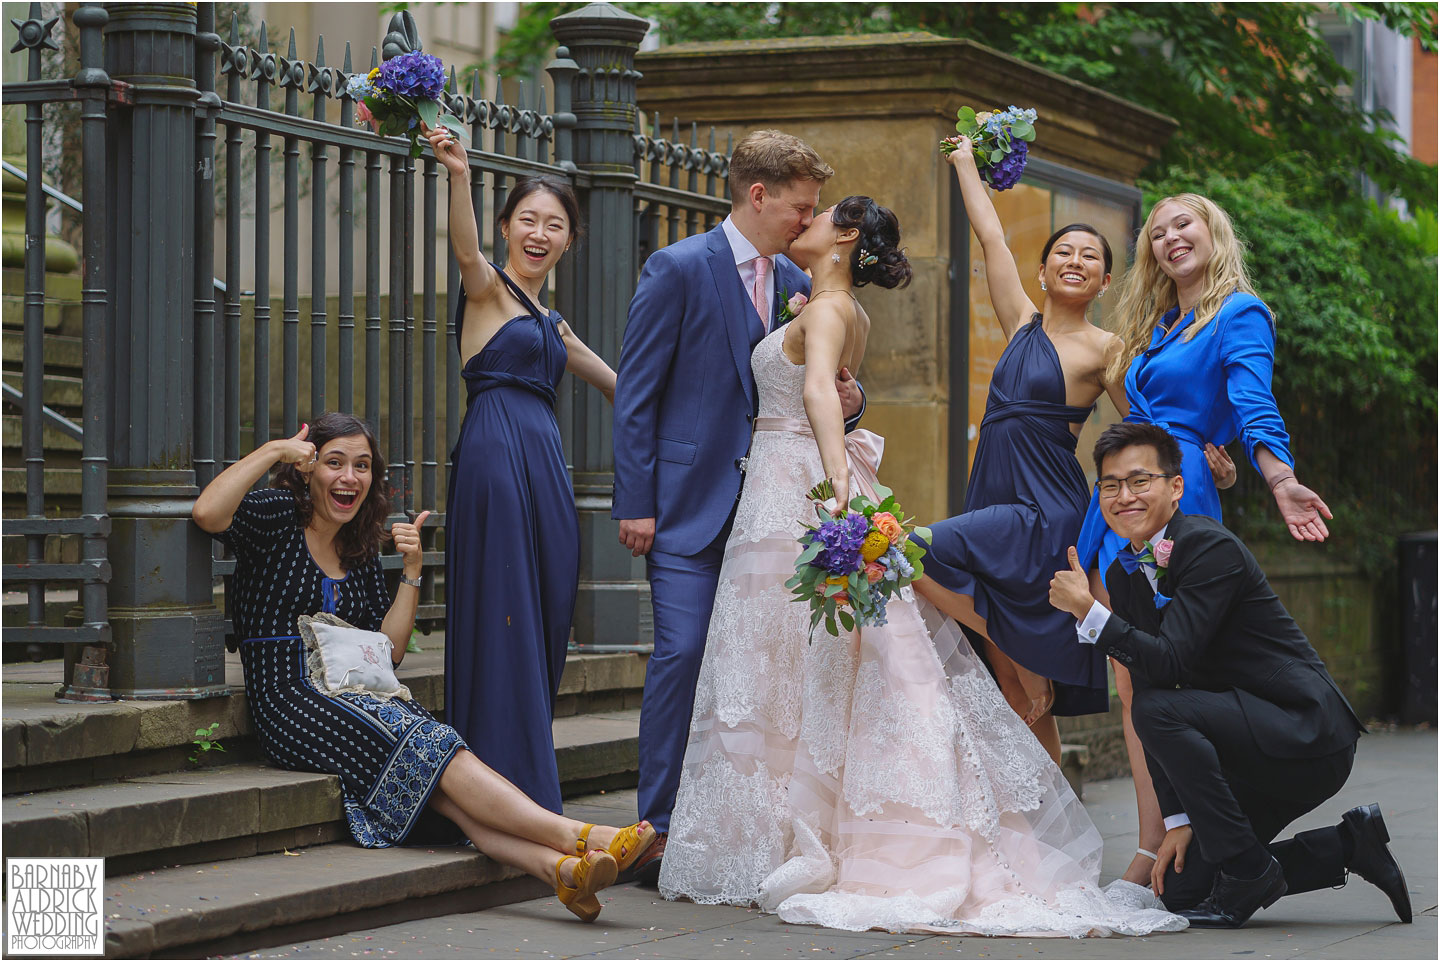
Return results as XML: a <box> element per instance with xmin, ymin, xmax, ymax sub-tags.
<box><xmin>657</xmin><ymin>329</ymin><xmax>1186</xmax><ymax>937</ymax></box>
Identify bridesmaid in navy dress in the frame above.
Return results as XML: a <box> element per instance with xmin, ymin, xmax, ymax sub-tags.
<box><xmin>912</xmin><ymin>135</ymin><xmax>1129</xmax><ymax>765</ymax></box>
<box><xmin>1074</xmin><ymin>193</ymin><xmax>1330</xmax><ymax>892</ymax></box>
<box><xmin>428</xmin><ymin>126</ymin><xmax>618</xmax><ymax>814</ymax></box>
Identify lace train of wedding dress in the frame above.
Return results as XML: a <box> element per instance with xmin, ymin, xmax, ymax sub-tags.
<box><xmin>656</xmin><ymin>328</ymin><xmax>1186</xmax><ymax>937</ymax></box>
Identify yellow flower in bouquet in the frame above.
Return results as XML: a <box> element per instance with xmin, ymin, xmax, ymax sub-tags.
<box><xmin>860</xmin><ymin>530</ymin><xmax>890</xmax><ymax>564</ymax></box>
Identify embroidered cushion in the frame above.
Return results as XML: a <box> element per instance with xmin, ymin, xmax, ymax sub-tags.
<box><xmin>298</xmin><ymin>612</ymin><xmax>412</xmax><ymax>701</ymax></box>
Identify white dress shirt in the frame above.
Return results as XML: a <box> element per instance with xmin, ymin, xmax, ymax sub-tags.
<box><xmin>721</xmin><ymin>215</ymin><xmax>773</xmax><ymax>330</ymax></box>
<box><xmin>1074</xmin><ymin>525</ymin><xmax>1190</xmax><ymax>830</ymax></box>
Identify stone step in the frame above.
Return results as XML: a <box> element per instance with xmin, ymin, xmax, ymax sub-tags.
<box><xmin>1</xmin><ymin>329</ymin><xmax>84</xmax><ymax>369</ymax></box>
<box><xmin>1</xmin><ymin>369</ymin><xmax>83</xmax><ymax>409</ymax></box>
<box><xmin>2</xmin><ymin>642</ymin><xmax>648</xmax><ymax>794</ymax></box>
<box><xmin>1</xmin><ymin>464</ymin><xmax>80</xmax><ymax>496</ymax></box>
<box><xmin>98</xmin><ymin>837</ymin><xmax>540</xmax><ymax>959</ymax></box>
<box><xmin>2</xmin><ymin>706</ymin><xmax>643</xmax><ymax>874</ymax></box>
<box><xmin>1</xmin><ymin>412</ymin><xmax>84</xmax><ymax>451</ymax></box>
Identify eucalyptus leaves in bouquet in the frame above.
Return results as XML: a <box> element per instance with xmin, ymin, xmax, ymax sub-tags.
<box><xmin>940</xmin><ymin>106</ymin><xmax>1038</xmax><ymax>191</ymax></box>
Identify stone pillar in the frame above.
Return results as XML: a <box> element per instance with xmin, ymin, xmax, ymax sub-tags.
<box><xmin>63</xmin><ymin>1</ymin><xmax>227</xmax><ymax>699</ymax></box>
<box><xmin>548</xmin><ymin>3</ymin><xmax>652</xmax><ymax>649</ymax></box>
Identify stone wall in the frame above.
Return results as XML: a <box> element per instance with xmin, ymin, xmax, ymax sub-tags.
<box><xmin>637</xmin><ymin>32</ymin><xmax>1176</xmax><ymax>522</ymax></box>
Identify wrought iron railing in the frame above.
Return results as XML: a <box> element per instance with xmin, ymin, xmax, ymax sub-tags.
<box><xmin>2</xmin><ymin>1</ymin><xmax>731</xmax><ymax>692</ymax></box>
<box><xmin>1</xmin><ymin>3</ymin><xmax>111</xmax><ymax>660</ymax></box>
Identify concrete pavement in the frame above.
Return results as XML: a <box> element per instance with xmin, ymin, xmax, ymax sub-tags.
<box><xmin>227</xmin><ymin>728</ymin><xmax>1436</xmax><ymax>960</ymax></box>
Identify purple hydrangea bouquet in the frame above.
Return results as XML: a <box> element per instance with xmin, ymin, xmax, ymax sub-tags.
<box><xmin>939</xmin><ymin>105</ymin><xmax>1037</xmax><ymax>191</ymax></box>
<box><xmin>346</xmin><ymin>51</ymin><xmax>469</xmax><ymax>158</ymax></box>
<box><xmin>786</xmin><ymin>480</ymin><xmax>930</xmax><ymax>638</ymax></box>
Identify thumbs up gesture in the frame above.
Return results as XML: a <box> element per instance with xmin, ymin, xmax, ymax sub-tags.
<box><xmin>1048</xmin><ymin>546</ymin><xmax>1095</xmax><ymax>620</ymax></box>
<box><xmin>391</xmin><ymin>510</ymin><xmax>430</xmax><ymax>578</ymax></box>
<box><xmin>269</xmin><ymin>423</ymin><xmax>318</xmax><ymax>472</ymax></box>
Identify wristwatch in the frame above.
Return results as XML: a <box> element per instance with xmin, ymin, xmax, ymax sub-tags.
<box><xmin>399</xmin><ymin>573</ymin><xmax>423</xmax><ymax>588</ymax></box>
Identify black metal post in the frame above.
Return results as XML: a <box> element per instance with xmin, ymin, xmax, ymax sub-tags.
<box><xmin>549</xmin><ymin>2</ymin><xmax>651</xmax><ymax>649</ymax></box>
<box><xmin>88</xmin><ymin>0</ymin><xmax>226</xmax><ymax>699</ymax></box>
<box><xmin>74</xmin><ymin>3</ymin><xmax>113</xmax><ymax>657</ymax></box>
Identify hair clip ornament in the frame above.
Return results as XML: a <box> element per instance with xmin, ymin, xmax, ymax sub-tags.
<box><xmin>858</xmin><ymin>248</ymin><xmax>879</xmax><ymax>267</ymax></box>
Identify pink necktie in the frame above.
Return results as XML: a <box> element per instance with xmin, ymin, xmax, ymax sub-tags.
<box><xmin>752</xmin><ymin>256</ymin><xmax>771</xmax><ymax>332</ymax></box>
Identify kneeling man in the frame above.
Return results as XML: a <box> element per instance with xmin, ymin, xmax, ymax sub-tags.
<box><xmin>1049</xmin><ymin>422</ymin><xmax>1410</xmax><ymax>928</ymax></box>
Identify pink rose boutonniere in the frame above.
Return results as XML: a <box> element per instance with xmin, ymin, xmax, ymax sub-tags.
<box><xmin>778</xmin><ymin>290</ymin><xmax>808</xmax><ymax>326</ymax></box>
<box><xmin>1151</xmin><ymin>538</ymin><xmax>1173</xmax><ymax>571</ymax></box>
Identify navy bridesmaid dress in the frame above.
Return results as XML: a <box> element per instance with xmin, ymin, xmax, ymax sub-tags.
<box><xmin>445</xmin><ymin>269</ymin><xmax>578</xmax><ymax>813</ymax></box>
<box><xmin>913</xmin><ymin>316</ymin><xmax>1107</xmax><ymax>714</ymax></box>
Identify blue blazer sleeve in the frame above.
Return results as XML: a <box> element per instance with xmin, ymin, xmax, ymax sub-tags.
<box><xmin>612</xmin><ymin>249</ymin><xmax>685</xmax><ymax>520</ymax></box>
<box><xmin>1219</xmin><ymin>294</ymin><xmax>1293</xmax><ymax>472</ymax></box>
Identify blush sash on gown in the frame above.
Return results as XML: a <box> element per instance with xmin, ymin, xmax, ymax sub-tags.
<box><xmin>657</xmin><ymin>329</ymin><xmax>1186</xmax><ymax>937</ymax></box>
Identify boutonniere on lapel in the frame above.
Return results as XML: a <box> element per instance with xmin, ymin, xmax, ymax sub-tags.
<box><xmin>1146</xmin><ymin>538</ymin><xmax>1174</xmax><ymax>609</ymax></box>
<box><xmin>777</xmin><ymin>290</ymin><xmax>808</xmax><ymax>326</ymax></box>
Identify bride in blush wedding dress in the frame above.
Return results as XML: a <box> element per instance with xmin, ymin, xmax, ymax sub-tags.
<box><xmin>656</xmin><ymin>195</ymin><xmax>1186</xmax><ymax>938</ymax></box>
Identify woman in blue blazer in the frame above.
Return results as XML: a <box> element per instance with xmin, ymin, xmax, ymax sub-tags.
<box><xmin>1075</xmin><ymin>192</ymin><xmax>1332</xmax><ymax>893</ymax></box>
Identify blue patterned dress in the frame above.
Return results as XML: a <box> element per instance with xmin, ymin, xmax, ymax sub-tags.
<box><xmin>217</xmin><ymin>488</ymin><xmax>466</xmax><ymax>847</ymax></box>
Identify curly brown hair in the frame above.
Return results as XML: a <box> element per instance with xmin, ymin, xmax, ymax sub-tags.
<box><xmin>271</xmin><ymin>413</ymin><xmax>391</xmax><ymax>570</ymax></box>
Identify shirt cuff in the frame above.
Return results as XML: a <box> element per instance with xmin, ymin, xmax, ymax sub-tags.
<box><xmin>1075</xmin><ymin>600</ymin><xmax>1110</xmax><ymax>644</ymax></box>
<box><xmin>1164</xmin><ymin>814</ymin><xmax>1191</xmax><ymax>831</ymax></box>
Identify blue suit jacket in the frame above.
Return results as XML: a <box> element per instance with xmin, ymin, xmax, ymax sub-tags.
<box><xmin>612</xmin><ymin>224</ymin><xmax>816</xmax><ymax>557</ymax></box>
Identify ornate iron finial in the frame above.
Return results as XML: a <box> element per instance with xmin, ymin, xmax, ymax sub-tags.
<box><xmin>9</xmin><ymin>9</ymin><xmax>59</xmax><ymax>55</ymax></box>
<box><xmin>381</xmin><ymin>11</ymin><xmax>420</xmax><ymax>61</ymax></box>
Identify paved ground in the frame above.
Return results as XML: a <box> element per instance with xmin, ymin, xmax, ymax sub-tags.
<box><xmin>227</xmin><ymin>728</ymin><xmax>1436</xmax><ymax>960</ymax></box>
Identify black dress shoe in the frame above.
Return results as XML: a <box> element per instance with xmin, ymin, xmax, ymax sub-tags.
<box><xmin>1179</xmin><ymin>856</ymin><xmax>1287</xmax><ymax>928</ymax></box>
<box><xmin>1343</xmin><ymin>803</ymin><xmax>1412</xmax><ymax>923</ymax></box>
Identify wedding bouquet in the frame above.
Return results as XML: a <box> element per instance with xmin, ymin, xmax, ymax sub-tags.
<box><xmin>787</xmin><ymin>480</ymin><xmax>930</xmax><ymax>638</ymax></box>
<box><xmin>347</xmin><ymin>52</ymin><xmax>470</xmax><ymax>158</ymax></box>
<box><xmin>939</xmin><ymin>105</ymin><xmax>1037</xmax><ymax>191</ymax></box>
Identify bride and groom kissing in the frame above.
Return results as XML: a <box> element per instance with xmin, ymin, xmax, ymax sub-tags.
<box><xmin>609</xmin><ymin>128</ymin><xmax>1181</xmax><ymax>935</ymax></box>
<box><xmin>608</xmin><ymin>127</ymin><xmax>1412</xmax><ymax>937</ymax></box>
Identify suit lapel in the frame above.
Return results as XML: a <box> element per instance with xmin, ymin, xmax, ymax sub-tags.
<box><xmin>1137</xmin><ymin>511</ymin><xmax>1187</xmax><ymax>631</ymax></box>
<box><xmin>705</xmin><ymin>227</ymin><xmax>760</xmax><ymax>410</ymax></box>
<box><xmin>772</xmin><ymin>256</ymin><xmax>809</xmax><ymax>325</ymax></box>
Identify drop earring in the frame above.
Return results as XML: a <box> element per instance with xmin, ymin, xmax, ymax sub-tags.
<box><xmin>1040</xmin><ymin>280</ymin><xmax>1047</xmax><ymax>291</ymax></box>
<box><xmin>831</xmin><ymin>251</ymin><xmax>842</xmax><ymax>264</ymax></box>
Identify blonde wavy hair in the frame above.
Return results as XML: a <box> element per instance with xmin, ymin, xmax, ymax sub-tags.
<box><xmin>1106</xmin><ymin>193</ymin><xmax>1268</xmax><ymax>385</ymax></box>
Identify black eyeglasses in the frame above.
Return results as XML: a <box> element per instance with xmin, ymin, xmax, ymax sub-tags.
<box><xmin>1095</xmin><ymin>472</ymin><xmax>1175</xmax><ymax>499</ymax></box>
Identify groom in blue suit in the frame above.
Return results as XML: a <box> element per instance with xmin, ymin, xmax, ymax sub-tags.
<box><xmin>613</xmin><ymin>130</ymin><xmax>861</xmax><ymax>882</ymax></box>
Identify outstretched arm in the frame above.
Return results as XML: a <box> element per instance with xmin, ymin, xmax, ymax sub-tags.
<box><xmin>948</xmin><ymin>136</ymin><xmax>1037</xmax><ymax>340</ymax></box>
<box><xmin>558</xmin><ymin>321</ymin><xmax>617</xmax><ymax>403</ymax></box>
<box><xmin>428</xmin><ymin>125</ymin><xmax>500</xmax><ymax>305</ymax></box>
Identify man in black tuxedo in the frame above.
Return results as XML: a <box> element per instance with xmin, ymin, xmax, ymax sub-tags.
<box><xmin>1049</xmin><ymin>422</ymin><xmax>1411</xmax><ymax>929</ymax></box>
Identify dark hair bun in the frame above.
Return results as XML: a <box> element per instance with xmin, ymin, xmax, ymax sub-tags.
<box><xmin>831</xmin><ymin>195</ymin><xmax>912</xmax><ymax>290</ymax></box>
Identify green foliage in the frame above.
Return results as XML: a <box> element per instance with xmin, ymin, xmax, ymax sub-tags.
<box><xmin>188</xmin><ymin>722</ymin><xmax>227</xmax><ymax>765</ymax></box>
<box><xmin>493</xmin><ymin>0</ymin><xmax>1439</xmax><ymax>569</ymax></box>
<box><xmin>500</xmin><ymin>2</ymin><xmax>1436</xmax><ymax>211</ymax></box>
<box><xmin>1139</xmin><ymin>166</ymin><xmax>1437</xmax><ymax>574</ymax></box>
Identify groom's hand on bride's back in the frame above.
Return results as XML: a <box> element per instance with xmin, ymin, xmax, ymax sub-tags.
<box><xmin>836</xmin><ymin>367</ymin><xmax>862</xmax><ymax>421</ymax></box>
<box><xmin>618</xmin><ymin>517</ymin><xmax>655</xmax><ymax>557</ymax></box>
